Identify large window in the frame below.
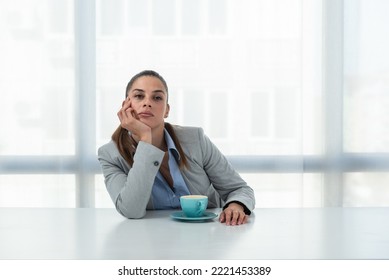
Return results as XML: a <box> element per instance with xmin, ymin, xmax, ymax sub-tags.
<box><xmin>1</xmin><ymin>0</ymin><xmax>388</xmax><ymax>208</ymax></box>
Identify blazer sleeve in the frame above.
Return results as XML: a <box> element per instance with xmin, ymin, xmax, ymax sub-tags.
<box><xmin>98</xmin><ymin>141</ymin><xmax>164</xmax><ymax>219</ymax></box>
<box><xmin>197</xmin><ymin>128</ymin><xmax>256</xmax><ymax>214</ymax></box>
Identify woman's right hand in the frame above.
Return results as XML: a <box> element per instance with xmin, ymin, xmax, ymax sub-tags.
<box><xmin>117</xmin><ymin>97</ymin><xmax>152</xmax><ymax>144</ymax></box>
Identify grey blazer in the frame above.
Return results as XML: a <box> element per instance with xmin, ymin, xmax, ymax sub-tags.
<box><xmin>98</xmin><ymin>125</ymin><xmax>255</xmax><ymax>219</ymax></box>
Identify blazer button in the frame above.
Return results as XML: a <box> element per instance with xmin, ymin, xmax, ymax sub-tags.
<box><xmin>153</xmin><ymin>161</ymin><xmax>160</xmax><ymax>166</ymax></box>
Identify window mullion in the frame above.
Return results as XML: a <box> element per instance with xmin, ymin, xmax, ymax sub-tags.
<box><xmin>322</xmin><ymin>0</ymin><xmax>345</xmax><ymax>206</ymax></box>
<box><xmin>74</xmin><ymin>0</ymin><xmax>96</xmax><ymax>208</ymax></box>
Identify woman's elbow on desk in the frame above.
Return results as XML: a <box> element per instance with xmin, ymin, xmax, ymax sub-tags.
<box><xmin>116</xmin><ymin>206</ymin><xmax>146</xmax><ymax>219</ymax></box>
<box><xmin>115</xmin><ymin>199</ymin><xmax>147</xmax><ymax>219</ymax></box>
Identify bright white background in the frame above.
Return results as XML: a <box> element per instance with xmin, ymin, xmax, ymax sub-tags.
<box><xmin>0</xmin><ymin>0</ymin><xmax>388</xmax><ymax>208</ymax></box>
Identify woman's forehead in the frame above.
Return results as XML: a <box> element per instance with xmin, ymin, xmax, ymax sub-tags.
<box><xmin>131</xmin><ymin>76</ymin><xmax>166</xmax><ymax>90</ymax></box>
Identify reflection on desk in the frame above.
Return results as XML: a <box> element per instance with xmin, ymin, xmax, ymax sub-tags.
<box><xmin>0</xmin><ymin>207</ymin><xmax>388</xmax><ymax>259</ymax></box>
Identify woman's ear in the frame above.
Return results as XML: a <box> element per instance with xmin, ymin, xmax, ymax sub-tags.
<box><xmin>164</xmin><ymin>104</ymin><xmax>170</xmax><ymax>118</ymax></box>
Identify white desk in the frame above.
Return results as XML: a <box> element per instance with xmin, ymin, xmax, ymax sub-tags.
<box><xmin>0</xmin><ymin>207</ymin><xmax>388</xmax><ymax>260</ymax></box>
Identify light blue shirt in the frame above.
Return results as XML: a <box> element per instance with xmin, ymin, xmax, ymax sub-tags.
<box><xmin>150</xmin><ymin>129</ymin><xmax>190</xmax><ymax>209</ymax></box>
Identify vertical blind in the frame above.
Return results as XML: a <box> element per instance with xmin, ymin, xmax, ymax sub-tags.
<box><xmin>0</xmin><ymin>0</ymin><xmax>388</xmax><ymax>208</ymax></box>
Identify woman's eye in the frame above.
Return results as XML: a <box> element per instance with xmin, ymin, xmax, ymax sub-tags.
<box><xmin>134</xmin><ymin>94</ymin><xmax>143</xmax><ymax>99</ymax></box>
<box><xmin>154</xmin><ymin>96</ymin><xmax>163</xmax><ymax>101</ymax></box>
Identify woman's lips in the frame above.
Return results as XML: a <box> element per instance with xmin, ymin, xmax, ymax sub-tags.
<box><xmin>138</xmin><ymin>112</ymin><xmax>154</xmax><ymax>117</ymax></box>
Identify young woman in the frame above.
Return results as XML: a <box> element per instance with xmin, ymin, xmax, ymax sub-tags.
<box><xmin>98</xmin><ymin>70</ymin><xmax>255</xmax><ymax>226</ymax></box>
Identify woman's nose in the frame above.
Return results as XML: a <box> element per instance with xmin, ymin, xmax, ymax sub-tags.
<box><xmin>142</xmin><ymin>97</ymin><xmax>152</xmax><ymax>107</ymax></box>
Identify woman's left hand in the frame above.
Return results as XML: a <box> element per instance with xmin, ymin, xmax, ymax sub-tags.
<box><xmin>219</xmin><ymin>202</ymin><xmax>248</xmax><ymax>226</ymax></box>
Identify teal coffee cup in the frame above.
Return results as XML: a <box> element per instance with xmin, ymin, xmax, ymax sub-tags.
<box><xmin>180</xmin><ymin>195</ymin><xmax>208</xmax><ymax>217</ymax></box>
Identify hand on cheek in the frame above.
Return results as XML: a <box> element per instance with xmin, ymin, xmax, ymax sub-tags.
<box><xmin>117</xmin><ymin>98</ymin><xmax>152</xmax><ymax>143</ymax></box>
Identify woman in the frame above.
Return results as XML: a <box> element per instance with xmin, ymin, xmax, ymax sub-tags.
<box><xmin>98</xmin><ymin>70</ymin><xmax>255</xmax><ymax>226</ymax></box>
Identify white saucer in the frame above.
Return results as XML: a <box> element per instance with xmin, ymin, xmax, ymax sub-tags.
<box><xmin>170</xmin><ymin>211</ymin><xmax>218</xmax><ymax>221</ymax></box>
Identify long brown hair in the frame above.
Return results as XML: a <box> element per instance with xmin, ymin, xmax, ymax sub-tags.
<box><xmin>111</xmin><ymin>70</ymin><xmax>188</xmax><ymax>169</ymax></box>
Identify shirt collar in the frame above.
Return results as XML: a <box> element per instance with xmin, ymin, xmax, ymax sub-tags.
<box><xmin>164</xmin><ymin>129</ymin><xmax>181</xmax><ymax>161</ymax></box>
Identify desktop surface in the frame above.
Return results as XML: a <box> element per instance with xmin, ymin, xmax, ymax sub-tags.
<box><xmin>0</xmin><ymin>207</ymin><xmax>388</xmax><ymax>260</ymax></box>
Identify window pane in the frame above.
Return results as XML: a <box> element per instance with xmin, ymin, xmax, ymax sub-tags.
<box><xmin>344</xmin><ymin>0</ymin><xmax>389</xmax><ymax>153</ymax></box>
<box><xmin>208</xmin><ymin>0</ymin><xmax>227</xmax><ymax>35</ymax></box>
<box><xmin>344</xmin><ymin>173</ymin><xmax>389</xmax><ymax>207</ymax></box>
<box><xmin>182</xmin><ymin>90</ymin><xmax>205</xmax><ymax>127</ymax></box>
<box><xmin>95</xmin><ymin>174</ymin><xmax>114</xmax><ymax>208</ymax></box>
<box><xmin>152</xmin><ymin>0</ymin><xmax>175</xmax><ymax>35</ymax></box>
<box><xmin>99</xmin><ymin>0</ymin><xmax>124</xmax><ymax>35</ymax></box>
<box><xmin>251</xmin><ymin>91</ymin><xmax>270</xmax><ymax>138</ymax></box>
<box><xmin>182</xmin><ymin>0</ymin><xmax>201</xmax><ymax>35</ymax></box>
<box><xmin>209</xmin><ymin>92</ymin><xmax>228</xmax><ymax>139</ymax></box>
<box><xmin>128</xmin><ymin>0</ymin><xmax>148</xmax><ymax>29</ymax></box>
<box><xmin>0</xmin><ymin>175</ymin><xmax>76</xmax><ymax>207</ymax></box>
<box><xmin>96</xmin><ymin>86</ymin><xmax>123</xmax><ymax>148</ymax></box>
<box><xmin>241</xmin><ymin>173</ymin><xmax>323</xmax><ymax>208</ymax></box>
<box><xmin>0</xmin><ymin>0</ymin><xmax>75</xmax><ymax>155</ymax></box>
<box><xmin>274</xmin><ymin>87</ymin><xmax>298</xmax><ymax>139</ymax></box>
<box><xmin>48</xmin><ymin>0</ymin><xmax>70</xmax><ymax>33</ymax></box>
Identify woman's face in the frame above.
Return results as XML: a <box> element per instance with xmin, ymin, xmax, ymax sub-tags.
<box><xmin>127</xmin><ymin>75</ymin><xmax>170</xmax><ymax>131</ymax></box>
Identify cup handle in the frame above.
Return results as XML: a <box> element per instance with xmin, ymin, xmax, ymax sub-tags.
<box><xmin>196</xmin><ymin>201</ymin><xmax>206</xmax><ymax>215</ymax></box>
